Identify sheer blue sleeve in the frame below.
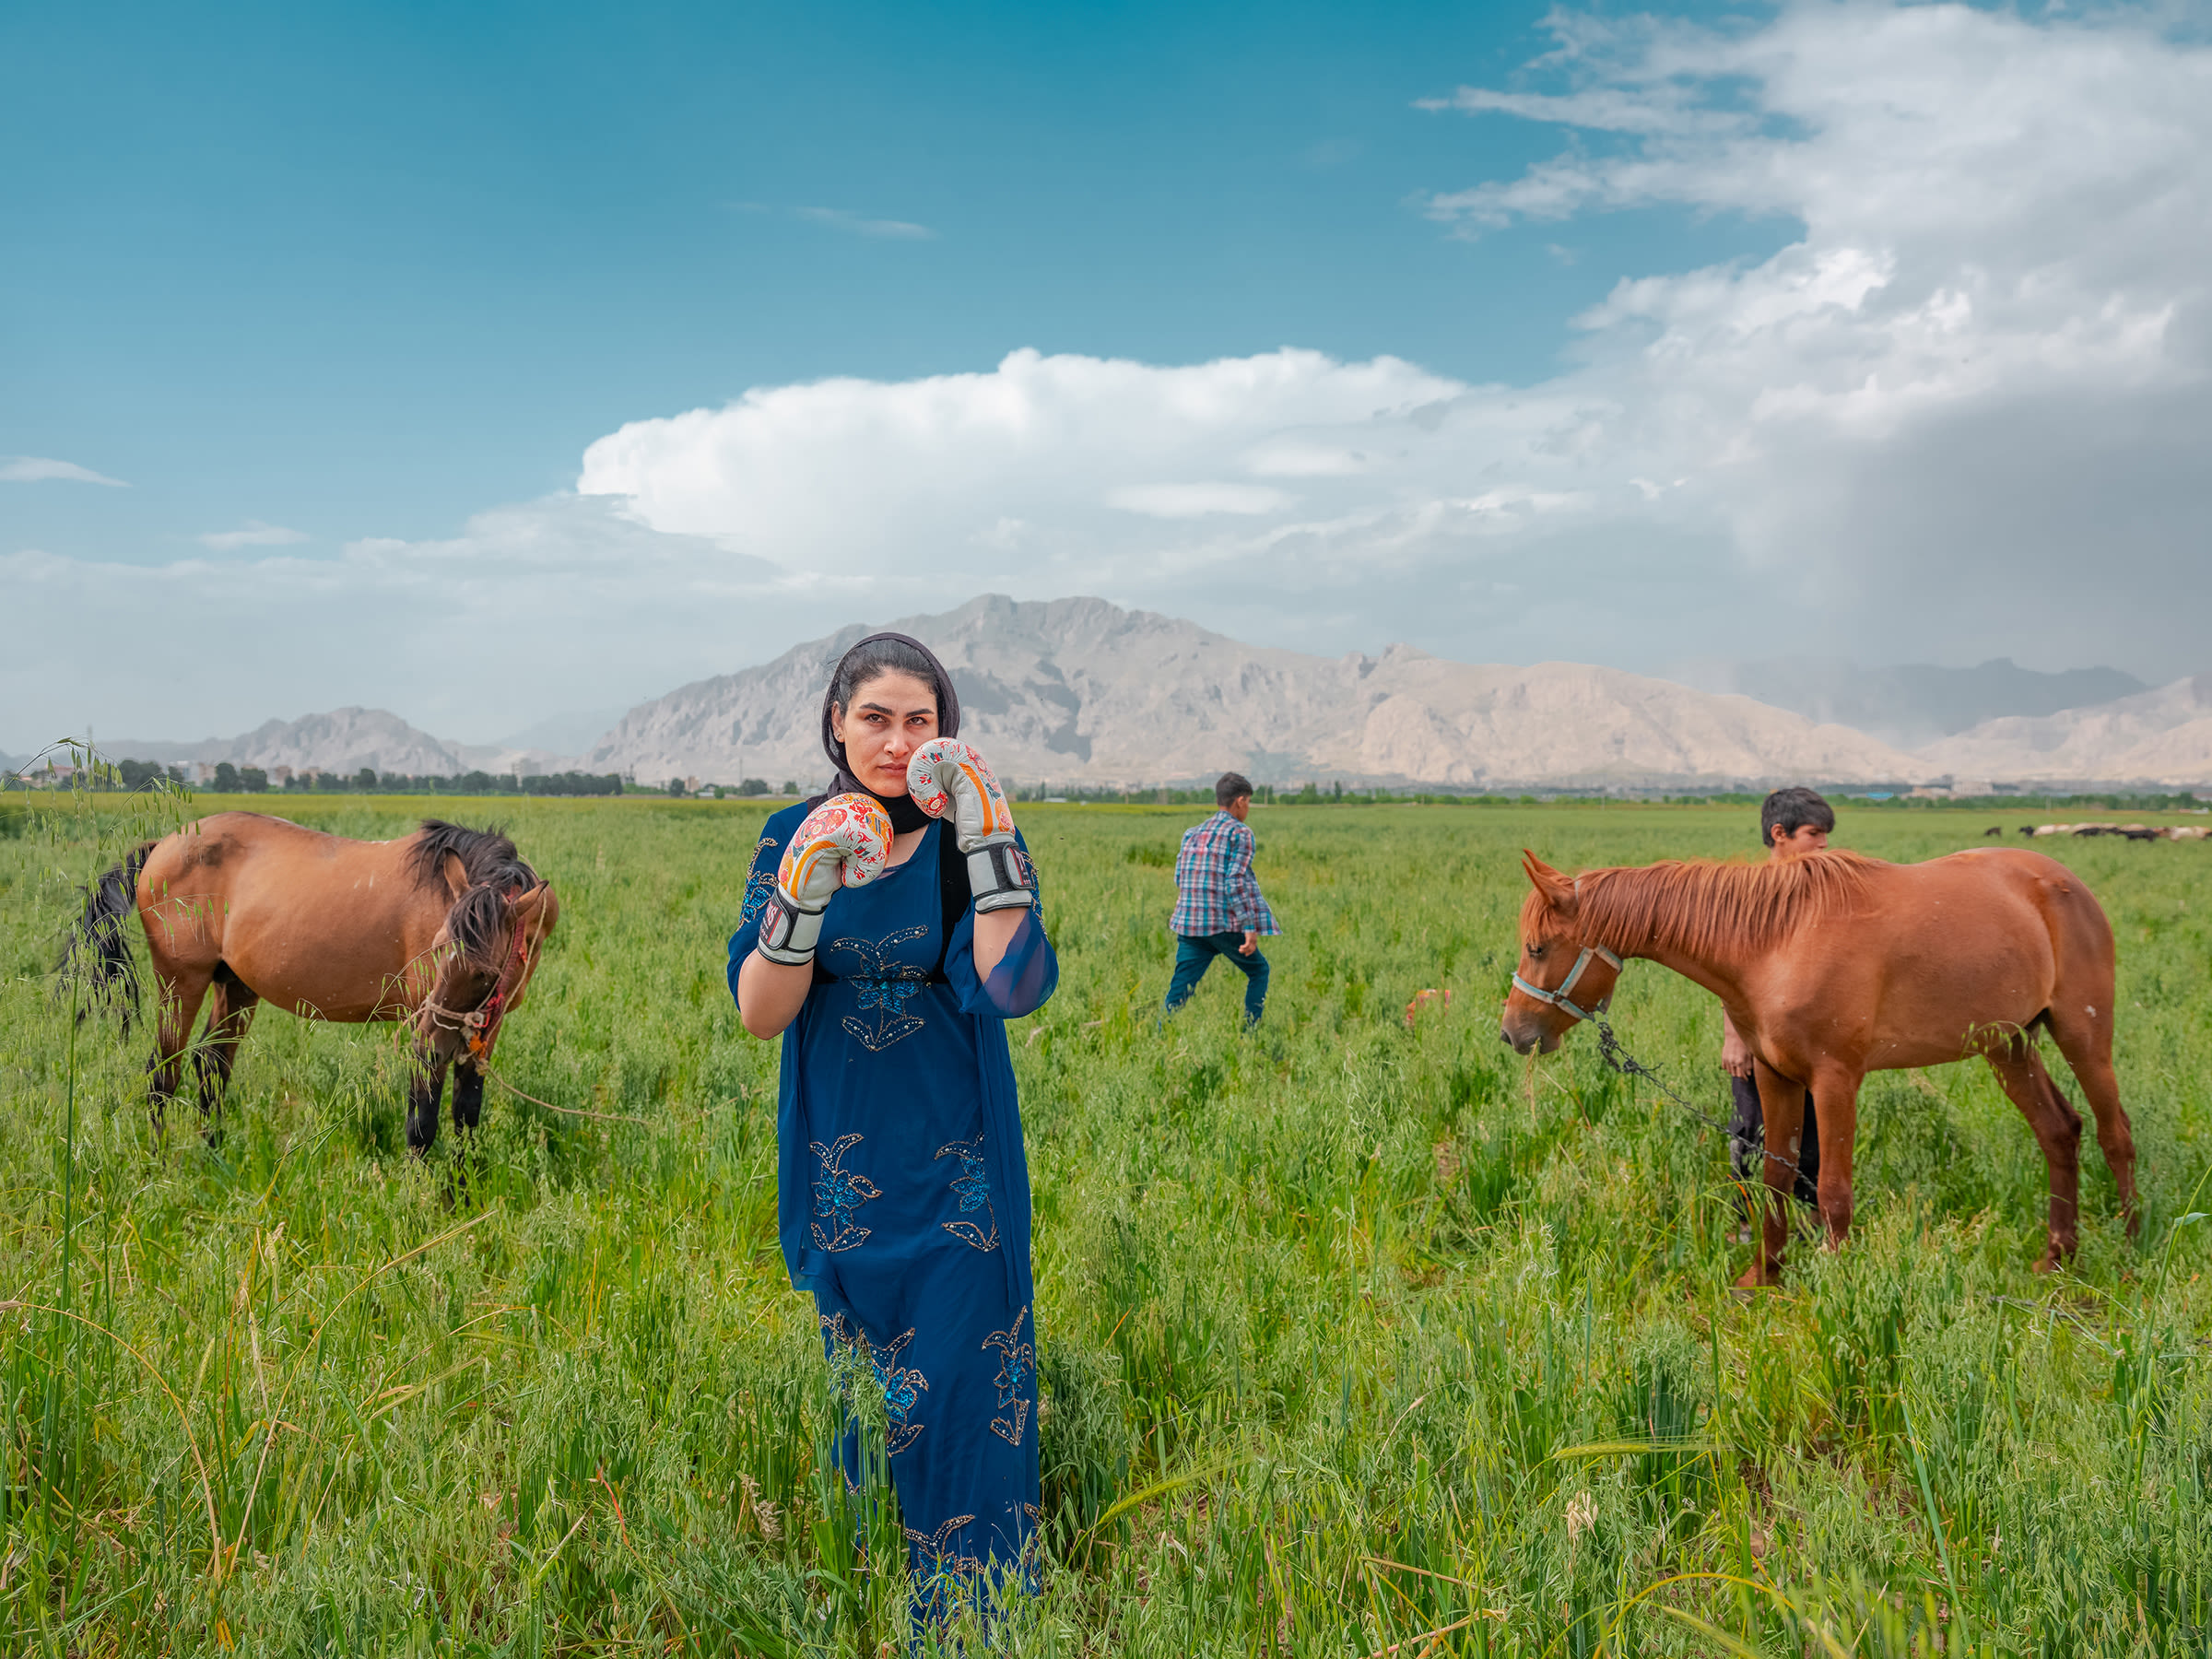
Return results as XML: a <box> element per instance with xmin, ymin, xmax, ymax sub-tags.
<box><xmin>945</xmin><ymin>827</ymin><xmax>1058</xmax><ymax>1019</ymax></box>
<box><xmin>726</xmin><ymin>807</ymin><xmax>801</xmax><ymax>1008</ymax></box>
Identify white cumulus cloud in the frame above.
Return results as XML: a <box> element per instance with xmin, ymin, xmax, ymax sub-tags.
<box><xmin>576</xmin><ymin>346</ymin><xmax>1497</xmax><ymax>606</ymax></box>
<box><xmin>2</xmin><ymin>455</ymin><xmax>129</xmax><ymax>487</ymax></box>
<box><xmin>1107</xmin><ymin>482</ymin><xmax>1298</xmax><ymax>518</ymax></box>
<box><xmin>196</xmin><ymin>521</ymin><xmax>310</xmax><ymax>549</ymax></box>
<box><xmin>794</xmin><ymin>206</ymin><xmax>937</xmax><ymax>240</ymax></box>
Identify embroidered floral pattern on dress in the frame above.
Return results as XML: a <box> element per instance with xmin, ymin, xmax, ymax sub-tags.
<box><xmin>808</xmin><ymin>1135</ymin><xmax>880</xmax><ymax>1253</ymax></box>
<box><xmin>904</xmin><ymin>1514</ymin><xmax>985</xmax><ymax>1573</ymax></box>
<box><xmin>933</xmin><ymin>1135</ymin><xmax>1000</xmax><ymax>1252</ymax></box>
<box><xmin>982</xmin><ymin>1305</ymin><xmax>1035</xmax><ymax>1446</ymax></box>
<box><xmin>828</xmin><ymin>924</ymin><xmax>933</xmax><ymax>1051</ymax></box>
<box><xmin>904</xmin><ymin>1514</ymin><xmax>988</xmax><ymax>1627</ymax></box>
<box><xmin>821</xmin><ymin>1313</ymin><xmax>931</xmax><ymax>1455</ymax></box>
<box><xmin>1016</xmin><ymin>1504</ymin><xmax>1045</xmax><ymax>1586</ymax></box>
<box><xmin>737</xmin><ymin>837</ymin><xmax>780</xmax><ymax>929</ymax></box>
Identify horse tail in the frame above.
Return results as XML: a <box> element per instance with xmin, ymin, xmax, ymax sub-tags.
<box><xmin>61</xmin><ymin>841</ymin><xmax>155</xmax><ymax>1027</ymax></box>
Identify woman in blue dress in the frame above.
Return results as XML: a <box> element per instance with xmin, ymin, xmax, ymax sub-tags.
<box><xmin>727</xmin><ymin>632</ymin><xmax>1056</xmax><ymax>1623</ymax></box>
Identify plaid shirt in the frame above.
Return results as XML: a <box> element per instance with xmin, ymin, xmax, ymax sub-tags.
<box><xmin>1170</xmin><ymin>811</ymin><xmax>1280</xmax><ymax>937</ymax></box>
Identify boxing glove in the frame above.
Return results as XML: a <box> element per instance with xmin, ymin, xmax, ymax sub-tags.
<box><xmin>906</xmin><ymin>738</ymin><xmax>1035</xmax><ymax>913</ymax></box>
<box><xmin>757</xmin><ymin>794</ymin><xmax>893</xmax><ymax>964</ymax></box>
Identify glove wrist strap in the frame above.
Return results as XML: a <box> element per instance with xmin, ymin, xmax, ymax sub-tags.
<box><xmin>966</xmin><ymin>840</ymin><xmax>1035</xmax><ymax>914</ymax></box>
<box><xmin>757</xmin><ymin>892</ymin><xmax>825</xmax><ymax>964</ymax></box>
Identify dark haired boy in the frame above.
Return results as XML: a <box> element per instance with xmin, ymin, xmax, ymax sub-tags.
<box><xmin>1723</xmin><ymin>786</ymin><xmax>1835</xmax><ymax>1210</ymax></box>
<box><xmin>1163</xmin><ymin>771</ymin><xmax>1280</xmax><ymax>1028</ymax></box>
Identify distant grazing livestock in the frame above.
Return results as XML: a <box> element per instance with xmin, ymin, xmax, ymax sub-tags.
<box><xmin>1502</xmin><ymin>847</ymin><xmax>2136</xmax><ymax>1287</ymax></box>
<box><xmin>65</xmin><ymin>814</ymin><xmax>557</xmax><ymax>1152</ymax></box>
<box><xmin>1405</xmin><ymin>987</ymin><xmax>1453</xmax><ymax>1030</ymax></box>
<box><xmin>2021</xmin><ymin>822</ymin><xmax>2200</xmax><ymax>841</ymax></box>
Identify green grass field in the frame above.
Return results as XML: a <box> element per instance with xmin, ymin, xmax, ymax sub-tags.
<box><xmin>3</xmin><ymin>793</ymin><xmax>2207</xmax><ymax>1655</ymax></box>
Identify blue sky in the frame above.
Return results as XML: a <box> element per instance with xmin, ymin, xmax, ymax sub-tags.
<box><xmin>6</xmin><ymin>0</ymin><xmax>2208</xmax><ymax>749</ymax></box>
<box><xmin>3</xmin><ymin>0</ymin><xmax>1782</xmax><ymax>556</ymax></box>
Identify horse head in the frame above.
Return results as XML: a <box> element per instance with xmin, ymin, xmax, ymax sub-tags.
<box><xmin>1501</xmin><ymin>851</ymin><xmax>1622</xmax><ymax>1055</ymax></box>
<box><xmin>421</xmin><ymin>875</ymin><xmax>559</xmax><ymax>1065</ymax></box>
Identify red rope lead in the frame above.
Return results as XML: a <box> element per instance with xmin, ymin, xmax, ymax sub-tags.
<box><xmin>466</xmin><ymin>894</ymin><xmax>546</xmax><ymax>1061</ymax></box>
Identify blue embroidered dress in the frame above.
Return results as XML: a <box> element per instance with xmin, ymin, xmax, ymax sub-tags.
<box><xmin>727</xmin><ymin>806</ymin><xmax>1057</xmax><ymax>1601</ymax></box>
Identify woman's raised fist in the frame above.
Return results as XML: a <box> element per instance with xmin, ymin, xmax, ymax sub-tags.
<box><xmin>906</xmin><ymin>739</ymin><xmax>1034</xmax><ymax>913</ymax></box>
<box><xmin>757</xmin><ymin>794</ymin><xmax>892</xmax><ymax>964</ymax></box>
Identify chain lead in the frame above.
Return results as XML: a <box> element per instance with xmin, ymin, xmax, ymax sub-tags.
<box><xmin>1589</xmin><ymin>1017</ymin><xmax>1806</xmax><ymax>1184</ymax></box>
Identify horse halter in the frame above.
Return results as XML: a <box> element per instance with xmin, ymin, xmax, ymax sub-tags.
<box><xmin>411</xmin><ymin>892</ymin><xmax>543</xmax><ymax>1059</ymax></box>
<box><xmin>1512</xmin><ymin>943</ymin><xmax>1624</xmax><ymax>1025</ymax></box>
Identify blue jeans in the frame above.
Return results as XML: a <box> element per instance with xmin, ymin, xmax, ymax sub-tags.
<box><xmin>1164</xmin><ymin>932</ymin><xmax>1269</xmax><ymax>1026</ymax></box>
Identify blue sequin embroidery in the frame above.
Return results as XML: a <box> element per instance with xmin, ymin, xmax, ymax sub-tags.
<box><xmin>809</xmin><ymin>1134</ymin><xmax>880</xmax><ymax>1253</ymax></box>
<box><xmin>823</xmin><ymin>1313</ymin><xmax>930</xmax><ymax>1455</ymax></box>
<box><xmin>737</xmin><ymin>839</ymin><xmax>779</xmax><ymax>929</ymax></box>
<box><xmin>829</xmin><ymin>925</ymin><xmax>932</xmax><ymax>1051</ymax></box>
<box><xmin>982</xmin><ymin>1305</ymin><xmax>1034</xmax><ymax>1446</ymax></box>
<box><xmin>934</xmin><ymin>1135</ymin><xmax>1000</xmax><ymax>1252</ymax></box>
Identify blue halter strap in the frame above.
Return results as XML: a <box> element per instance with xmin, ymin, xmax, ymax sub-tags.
<box><xmin>1511</xmin><ymin>942</ymin><xmax>1624</xmax><ymax>1024</ymax></box>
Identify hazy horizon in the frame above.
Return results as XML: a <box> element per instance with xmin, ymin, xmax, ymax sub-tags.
<box><xmin>6</xmin><ymin>594</ymin><xmax>2170</xmax><ymax>765</ymax></box>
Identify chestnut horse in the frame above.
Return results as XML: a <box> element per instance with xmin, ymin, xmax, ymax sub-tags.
<box><xmin>1500</xmin><ymin>847</ymin><xmax>2137</xmax><ymax>1285</ymax></box>
<box><xmin>66</xmin><ymin>814</ymin><xmax>558</xmax><ymax>1154</ymax></box>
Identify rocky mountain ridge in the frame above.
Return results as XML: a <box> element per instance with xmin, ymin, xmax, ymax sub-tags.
<box><xmin>1676</xmin><ymin>657</ymin><xmax>2148</xmax><ymax>748</ymax></box>
<box><xmin>581</xmin><ymin>595</ymin><xmax>1930</xmax><ymax>789</ymax></box>
<box><xmin>97</xmin><ymin>707</ymin><xmax>565</xmax><ymax>780</ymax></box>
<box><xmin>1916</xmin><ymin>674</ymin><xmax>2212</xmax><ymax>784</ymax></box>
<box><xmin>67</xmin><ymin>597</ymin><xmax>2206</xmax><ymax>790</ymax></box>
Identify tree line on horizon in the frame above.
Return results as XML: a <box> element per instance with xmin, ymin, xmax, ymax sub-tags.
<box><xmin>90</xmin><ymin>759</ymin><xmax>632</xmax><ymax>797</ymax></box>
<box><xmin>7</xmin><ymin>757</ymin><xmax>2204</xmax><ymax>815</ymax></box>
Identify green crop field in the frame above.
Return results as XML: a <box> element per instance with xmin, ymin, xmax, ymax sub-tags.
<box><xmin>2</xmin><ymin>792</ymin><xmax>2207</xmax><ymax>1656</ymax></box>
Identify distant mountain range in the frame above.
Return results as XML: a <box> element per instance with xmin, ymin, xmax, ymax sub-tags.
<box><xmin>49</xmin><ymin>594</ymin><xmax>2209</xmax><ymax>790</ymax></box>
<box><xmin>1918</xmin><ymin>674</ymin><xmax>2212</xmax><ymax>783</ymax></box>
<box><xmin>1677</xmin><ymin>657</ymin><xmax>2148</xmax><ymax>748</ymax></box>
<box><xmin>582</xmin><ymin>595</ymin><xmax>1928</xmax><ymax>788</ymax></box>
<box><xmin>94</xmin><ymin>707</ymin><xmax>571</xmax><ymax>781</ymax></box>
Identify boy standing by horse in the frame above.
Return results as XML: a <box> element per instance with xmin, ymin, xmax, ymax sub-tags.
<box><xmin>1724</xmin><ymin>785</ymin><xmax>1833</xmax><ymax>1207</ymax></box>
<box><xmin>1164</xmin><ymin>771</ymin><xmax>1280</xmax><ymax>1027</ymax></box>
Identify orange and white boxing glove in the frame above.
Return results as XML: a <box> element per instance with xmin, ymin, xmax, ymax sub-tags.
<box><xmin>757</xmin><ymin>794</ymin><xmax>892</xmax><ymax>964</ymax></box>
<box><xmin>906</xmin><ymin>738</ymin><xmax>1034</xmax><ymax>913</ymax></box>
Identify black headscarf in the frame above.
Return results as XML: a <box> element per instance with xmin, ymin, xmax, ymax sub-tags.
<box><xmin>818</xmin><ymin>630</ymin><xmax>962</xmax><ymax>832</ymax></box>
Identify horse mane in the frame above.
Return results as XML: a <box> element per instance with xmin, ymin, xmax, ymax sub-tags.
<box><xmin>408</xmin><ymin>820</ymin><xmax>539</xmax><ymax>970</ymax></box>
<box><xmin>1557</xmin><ymin>850</ymin><xmax>1882</xmax><ymax>959</ymax></box>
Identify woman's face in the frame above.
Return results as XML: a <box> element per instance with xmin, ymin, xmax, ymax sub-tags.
<box><xmin>832</xmin><ymin>670</ymin><xmax>939</xmax><ymax>797</ymax></box>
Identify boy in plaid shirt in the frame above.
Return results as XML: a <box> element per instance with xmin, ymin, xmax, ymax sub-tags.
<box><xmin>1163</xmin><ymin>771</ymin><xmax>1281</xmax><ymax>1027</ymax></box>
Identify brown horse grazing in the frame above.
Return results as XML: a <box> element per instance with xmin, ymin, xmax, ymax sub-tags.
<box><xmin>66</xmin><ymin>814</ymin><xmax>557</xmax><ymax>1155</ymax></box>
<box><xmin>1500</xmin><ymin>848</ymin><xmax>2138</xmax><ymax>1286</ymax></box>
